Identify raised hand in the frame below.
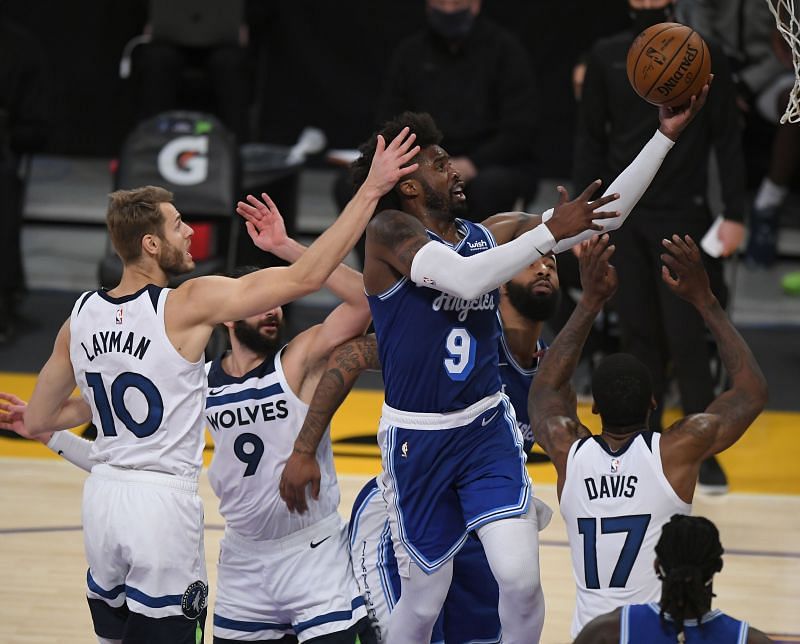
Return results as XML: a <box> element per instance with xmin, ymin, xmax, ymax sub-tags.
<box><xmin>279</xmin><ymin>450</ymin><xmax>321</xmax><ymax>514</ymax></box>
<box><xmin>660</xmin><ymin>234</ymin><xmax>714</xmax><ymax>307</ymax></box>
<box><xmin>362</xmin><ymin>126</ymin><xmax>421</xmax><ymax>197</ymax></box>
<box><xmin>658</xmin><ymin>75</ymin><xmax>712</xmax><ymax>141</ymax></box>
<box><xmin>0</xmin><ymin>393</ymin><xmax>50</xmax><ymax>443</ymax></box>
<box><xmin>578</xmin><ymin>234</ymin><xmax>618</xmax><ymax>310</ymax></box>
<box><xmin>546</xmin><ymin>180</ymin><xmax>620</xmax><ymax>241</ymax></box>
<box><xmin>236</xmin><ymin>192</ymin><xmax>289</xmax><ymax>253</ymax></box>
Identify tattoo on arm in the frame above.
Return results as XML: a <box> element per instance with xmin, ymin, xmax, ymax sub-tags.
<box><xmin>368</xmin><ymin>210</ymin><xmax>430</xmax><ymax>272</ymax></box>
<box><xmin>294</xmin><ymin>335</ymin><xmax>380</xmax><ymax>455</ymax></box>
<box><xmin>700</xmin><ymin>298</ymin><xmax>767</xmax><ymax>447</ymax></box>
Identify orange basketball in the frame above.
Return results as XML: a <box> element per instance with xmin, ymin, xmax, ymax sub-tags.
<box><xmin>626</xmin><ymin>22</ymin><xmax>711</xmax><ymax>108</ymax></box>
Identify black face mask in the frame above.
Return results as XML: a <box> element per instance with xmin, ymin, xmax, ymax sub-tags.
<box><xmin>629</xmin><ymin>6</ymin><xmax>674</xmax><ymax>34</ymax></box>
<box><xmin>428</xmin><ymin>7</ymin><xmax>475</xmax><ymax>41</ymax></box>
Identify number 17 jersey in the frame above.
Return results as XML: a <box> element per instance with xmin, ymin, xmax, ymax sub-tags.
<box><xmin>368</xmin><ymin>219</ymin><xmax>501</xmax><ymax>414</ymax></box>
<box><xmin>560</xmin><ymin>431</ymin><xmax>691</xmax><ymax>637</ymax></box>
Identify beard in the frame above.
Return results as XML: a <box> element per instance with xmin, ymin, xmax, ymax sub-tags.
<box><xmin>505</xmin><ymin>281</ymin><xmax>561</xmax><ymax>322</ymax></box>
<box><xmin>420</xmin><ymin>179</ymin><xmax>469</xmax><ymax>219</ymax></box>
<box><xmin>158</xmin><ymin>238</ymin><xmax>194</xmax><ymax>276</ymax></box>
<box><xmin>233</xmin><ymin>318</ymin><xmax>284</xmax><ymax>356</ymax></box>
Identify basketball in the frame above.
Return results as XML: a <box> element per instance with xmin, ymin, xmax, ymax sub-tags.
<box><xmin>626</xmin><ymin>22</ymin><xmax>711</xmax><ymax>108</ymax></box>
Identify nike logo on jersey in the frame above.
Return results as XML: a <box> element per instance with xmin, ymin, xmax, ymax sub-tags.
<box><xmin>310</xmin><ymin>536</ymin><xmax>331</xmax><ymax>548</ymax></box>
<box><xmin>208</xmin><ymin>386</ymin><xmax>229</xmax><ymax>396</ymax></box>
<box><xmin>57</xmin><ymin>450</ymin><xmax>64</xmax><ymax>456</ymax></box>
<box><xmin>481</xmin><ymin>410</ymin><xmax>500</xmax><ymax>427</ymax></box>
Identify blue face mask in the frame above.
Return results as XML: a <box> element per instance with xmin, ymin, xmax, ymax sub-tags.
<box><xmin>428</xmin><ymin>7</ymin><xmax>475</xmax><ymax>41</ymax></box>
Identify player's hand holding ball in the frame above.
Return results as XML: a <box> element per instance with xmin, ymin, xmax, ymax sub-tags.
<box><xmin>627</xmin><ymin>23</ymin><xmax>712</xmax><ymax>140</ymax></box>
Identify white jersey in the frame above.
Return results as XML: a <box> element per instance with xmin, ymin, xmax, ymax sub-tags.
<box><xmin>560</xmin><ymin>431</ymin><xmax>692</xmax><ymax>637</ymax></box>
<box><xmin>68</xmin><ymin>286</ymin><xmax>206</xmax><ymax>478</ymax></box>
<box><xmin>206</xmin><ymin>347</ymin><xmax>339</xmax><ymax>540</ymax></box>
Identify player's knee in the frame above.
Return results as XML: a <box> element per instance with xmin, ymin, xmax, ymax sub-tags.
<box><xmin>494</xmin><ymin>564</ymin><xmax>540</xmax><ymax>602</ymax></box>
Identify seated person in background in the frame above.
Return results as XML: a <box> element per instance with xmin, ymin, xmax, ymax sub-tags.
<box><xmin>134</xmin><ymin>0</ymin><xmax>250</xmax><ymax>142</ymax></box>
<box><xmin>337</xmin><ymin>0</ymin><xmax>538</xmax><ymax>227</ymax></box>
<box><xmin>574</xmin><ymin>514</ymin><xmax>774</xmax><ymax>643</ymax></box>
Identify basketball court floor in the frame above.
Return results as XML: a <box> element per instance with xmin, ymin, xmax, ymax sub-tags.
<box><xmin>1</xmin><ymin>163</ymin><xmax>799</xmax><ymax>642</ymax></box>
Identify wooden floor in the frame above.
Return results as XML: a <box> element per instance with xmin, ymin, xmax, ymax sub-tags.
<box><xmin>1</xmin><ymin>458</ymin><xmax>799</xmax><ymax>644</ymax></box>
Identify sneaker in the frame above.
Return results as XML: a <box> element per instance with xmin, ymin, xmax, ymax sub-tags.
<box><xmin>697</xmin><ymin>455</ymin><xmax>728</xmax><ymax>495</ymax></box>
<box><xmin>744</xmin><ymin>204</ymin><xmax>779</xmax><ymax>268</ymax></box>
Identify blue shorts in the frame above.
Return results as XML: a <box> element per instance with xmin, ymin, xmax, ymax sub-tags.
<box><xmin>378</xmin><ymin>392</ymin><xmax>530</xmax><ymax>574</ymax></box>
<box><xmin>349</xmin><ymin>479</ymin><xmax>499</xmax><ymax>644</ymax></box>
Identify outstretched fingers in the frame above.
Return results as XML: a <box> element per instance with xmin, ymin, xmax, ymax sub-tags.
<box><xmin>577</xmin><ymin>179</ymin><xmax>603</xmax><ymax>202</ymax></box>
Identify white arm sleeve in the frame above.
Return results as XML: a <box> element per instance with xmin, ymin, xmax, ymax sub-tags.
<box><xmin>409</xmin><ymin>224</ymin><xmax>556</xmax><ymax>300</ymax></box>
<box><xmin>543</xmin><ymin>129</ymin><xmax>675</xmax><ymax>254</ymax></box>
<box><xmin>47</xmin><ymin>431</ymin><xmax>94</xmax><ymax>473</ymax></box>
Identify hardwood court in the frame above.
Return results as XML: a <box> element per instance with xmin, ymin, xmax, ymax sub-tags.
<box><xmin>1</xmin><ymin>377</ymin><xmax>799</xmax><ymax>642</ymax></box>
<box><xmin>1</xmin><ymin>457</ymin><xmax>799</xmax><ymax>644</ymax></box>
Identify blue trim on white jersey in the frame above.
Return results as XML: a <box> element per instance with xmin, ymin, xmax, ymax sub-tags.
<box><xmin>293</xmin><ymin>596</ymin><xmax>366</xmax><ymax>634</ymax></box>
<box><xmin>378</xmin><ymin>519</ymin><xmax>398</xmax><ymax>610</ymax></box>
<box><xmin>205</xmin><ymin>382</ymin><xmax>284</xmax><ymax>409</ymax></box>
<box><xmin>349</xmin><ymin>484</ymin><xmax>381</xmax><ymax>548</ymax></box>
<box><xmin>86</xmin><ymin>570</ymin><xmax>125</xmax><ymax>600</ymax></box>
<box><xmin>213</xmin><ymin>614</ymin><xmax>292</xmax><ymax>632</ymax></box>
<box><xmin>87</xmin><ymin>570</ymin><xmax>185</xmax><ymax>608</ymax></box>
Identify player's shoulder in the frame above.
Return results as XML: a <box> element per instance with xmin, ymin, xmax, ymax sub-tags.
<box><xmin>662</xmin><ymin>412</ymin><xmax>719</xmax><ymax>446</ymax></box>
<box><xmin>367</xmin><ymin>209</ymin><xmax>427</xmax><ymax>243</ymax></box>
<box><xmin>574</xmin><ymin>607</ymin><xmax>622</xmax><ymax>643</ymax></box>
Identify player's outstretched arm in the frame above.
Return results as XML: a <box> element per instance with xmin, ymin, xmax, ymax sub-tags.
<box><xmin>531</xmin><ymin>236</ymin><xmax>616</xmax><ymax>485</ymax></box>
<box><xmin>172</xmin><ymin>128</ymin><xmax>419</xmax><ymax>329</ymax></box>
<box><xmin>0</xmin><ymin>392</ymin><xmax>95</xmax><ymax>471</ymax></box>
<box><xmin>572</xmin><ymin>608</ymin><xmax>621</xmax><ymax>644</ymax></box>
<box><xmin>237</xmin><ymin>191</ymin><xmax>367</xmax><ymax>304</ymax></box>
<box><xmin>492</xmin><ymin>79</ymin><xmax>712</xmax><ymax>253</ymax></box>
<box><xmin>660</xmin><ymin>235</ymin><xmax>767</xmax><ymax>458</ymax></box>
<box><xmin>23</xmin><ymin>321</ymin><xmax>93</xmax><ymax>437</ymax></box>
<box><xmin>279</xmin><ymin>334</ymin><xmax>380</xmax><ymax>513</ymax></box>
<box><xmin>370</xmin><ymin>191</ymin><xmax>617</xmax><ymax>301</ymax></box>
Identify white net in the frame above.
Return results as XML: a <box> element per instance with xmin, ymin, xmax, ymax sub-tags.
<box><xmin>766</xmin><ymin>0</ymin><xmax>800</xmax><ymax>122</ymax></box>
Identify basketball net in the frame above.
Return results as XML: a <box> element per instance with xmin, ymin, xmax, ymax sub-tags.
<box><xmin>766</xmin><ymin>0</ymin><xmax>800</xmax><ymax>122</ymax></box>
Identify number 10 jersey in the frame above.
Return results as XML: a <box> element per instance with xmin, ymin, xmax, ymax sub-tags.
<box><xmin>68</xmin><ymin>286</ymin><xmax>206</xmax><ymax>479</ymax></box>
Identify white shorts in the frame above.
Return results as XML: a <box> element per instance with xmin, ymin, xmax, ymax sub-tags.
<box><xmin>213</xmin><ymin>512</ymin><xmax>368</xmax><ymax>642</ymax></box>
<box><xmin>349</xmin><ymin>482</ymin><xmax>397</xmax><ymax>643</ymax></box>
<box><xmin>83</xmin><ymin>464</ymin><xmax>208</xmax><ymax>620</ymax></box>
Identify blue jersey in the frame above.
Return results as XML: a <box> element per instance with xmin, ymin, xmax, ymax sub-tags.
<box><xmin>621</xmin><ymin>603</ymin><xmax>750</xmax><ymax>643</ymax></box>
<box><xmin>498</xmin><ymin>318</ymin><xmax>546</xmax><ymax>455</ymax></box>
<box><xmin>369</xmin><ymin>219</ymin><xmax>501</xmax><ymax>414</ymax></box>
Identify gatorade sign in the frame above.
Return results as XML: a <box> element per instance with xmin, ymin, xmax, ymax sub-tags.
<box><xmin>157</xmin><ymin>135</ymin><xmax>209</xmax><ymax>186</ymax></box>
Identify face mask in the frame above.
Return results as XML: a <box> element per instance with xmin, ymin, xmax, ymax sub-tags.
<box><xmin>629</xmin><ymin>6</ymin><xmax>674</xmax><ymax>34</ymax></box>
<box><xmin>428</xmin><ymin>7</ymin><xmax>475</xmax><ymax>41</ymax></box>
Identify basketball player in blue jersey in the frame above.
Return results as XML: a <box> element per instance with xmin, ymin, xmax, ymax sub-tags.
<box><xmin>0</xmin><ymin>129</ymin><xmax>419</xmax><ymax>644</ymax></box>
<box><xmin>344</xmin><ymin>98</ymin><xmax>706</xmax><ymax>643</ymax></box>
<box><xmin>278</xmin><ymin>256</ymin><xmax>562</xmax><ymax>644</ymax></box>
<box><xmin>574</xmin><ymin>514</ymin><xmax>774</xmax><ymax>643</ymax></box>
<box><xmin>531</xmin><ymin>234</ymin><xmax>768</xmax><ymax>638</ymax></box>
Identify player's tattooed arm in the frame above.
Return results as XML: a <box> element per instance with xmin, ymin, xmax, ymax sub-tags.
<box><xmin>660</xmin><ymin>235</ymin><xmax>767</xmax><ymax>457</ymax></box>
<box><xmin>531</xmin><ymin>236</ymin><xmax>615</xmax><ymax>475</ymax></box>
<box><xmin>279</xmin><ymin>334</ymin><xmax>380</xmax><ymax>513</ymax></box>
<box><xmin>366</xmin><ymin>209</ymin><xmax>431</xmax><ymax>275</ymax></box>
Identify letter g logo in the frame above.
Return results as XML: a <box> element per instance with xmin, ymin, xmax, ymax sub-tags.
<box><xmin>157</xmin><ymin>135</ymin><xmax>209</xmax><ymax>186</ymax></box>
